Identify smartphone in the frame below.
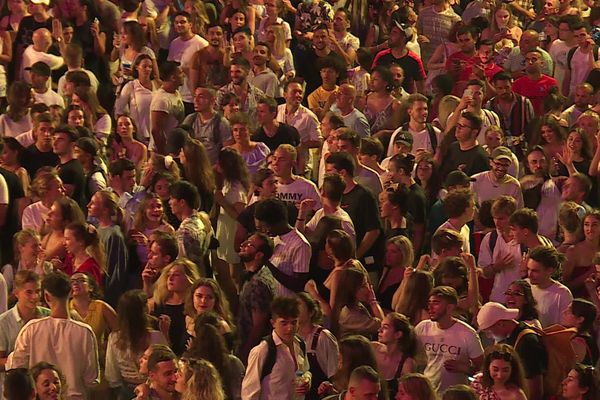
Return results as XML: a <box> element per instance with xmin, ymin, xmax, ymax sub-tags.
<box><xmin>464</xmin><ymin>88</ymin><xmax>473</xmax><ymax>97</ymax></box>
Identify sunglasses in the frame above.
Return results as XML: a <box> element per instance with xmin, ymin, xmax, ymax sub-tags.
<box><xmin>504</xmin><ymin>290</ymin><xmax>525</xmax><ymax>296</ymax></box>
<box><xmin>491</xmin><ymin>351</ymin><xmax>513</xmax><ymax>361</ymax></box>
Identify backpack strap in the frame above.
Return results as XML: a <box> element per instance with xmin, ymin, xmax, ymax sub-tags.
<box><xmin>514</xmin><ymin>328</ymin><xmax>539</xmax><ymax>348</ymax></box>
<box><xmin>425</xmin><ymin>123</ymin><xmax>437</xmax><ymax>151</ymax></box>
<box><xmin>212</xmin><ymin>115</ymin><xmax>222</xmax><ymax>145</ymax></box>
<box><xmin>488</xmin><ymin>230</ymin><xmax>499</xmax><ymax>256</ymax></box>
<box><xmin>567</xmin><ymin>47</ymin><xmax>577</xmax><ymax>70</ymax></box>
<box><xmin>310</xmin><ymin>326</ymin><xmax>324</xmax><ymax>352</ymax></box>
<box><xmin>260</xmin><ymin>334</ymin><xmax>277</xmax><ymax>382</ymax></box>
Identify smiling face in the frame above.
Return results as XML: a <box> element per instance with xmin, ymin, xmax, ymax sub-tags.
<box><xmin>489</xmin><ymin>358</ymin><xmax>512</xmax><ymax>385</ymax></box>
<box><xmin>14</xmin><ymin>280</ymin><xmax>40</xmax><ymax>312</ymax></box>
<box><xmin>35</xmin><ymin>368</ymin><xmax>61</xmax><ymax>400</ymax></box>
<box><xmin>63</xmin><ymin>228</ymin><xmax>84</xmax><ymax>254</ymax></box>
<box><xmin>70</xmin><ymin>273</ymin><xmax>90</xmax><ymax>297</ymax></box>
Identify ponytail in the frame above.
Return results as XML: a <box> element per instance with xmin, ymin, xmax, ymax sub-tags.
<box><xmin>65</xmin><ymin>222</ymin><xmax>107</xmax><ymax>273</ymax></box>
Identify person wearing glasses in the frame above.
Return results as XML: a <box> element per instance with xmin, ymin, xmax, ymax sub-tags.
<box><xmin>439</xmin><ymin>111</ymin><xmax>491</xmax><ymax>181</ymax></box>
<box><xmin>236</xmin><ymin>232</ymin><xmax>277</xmax><ymax>363</ymax></box>
<box><xmin>477</xmin><ymin>301</ymin><xmax>546</xmax><ymax>400</ymax></box>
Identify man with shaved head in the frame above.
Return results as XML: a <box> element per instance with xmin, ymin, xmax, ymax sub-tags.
<box><xmin>21</xmin><ymin>28</ymin><xmax>64</xmax><ymax>83</ymax></box>
<box><xmin>13</xmin><ymin>0</ymin><xmax>54</xmax><ymax>77</ymax></box>
<box><xmin>503</xmin><ymin>30</ymin><xmax>554</xmax><ymax>78</ymax></box>
<box><xmin>331</xmin><ymin>84</ymin><xmax>370</xmax><ymax>138</ymax></box>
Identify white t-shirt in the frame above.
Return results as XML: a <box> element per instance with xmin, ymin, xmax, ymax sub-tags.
<box><xmin>167</xmin><ymin>35</ymin><xmax>208</xmax><ymax>102</ymax></box>
<box><xmin>149</xmin><ymin>88</ymin><xmax>184</xmax><ymax>150</ymax></box>
<box><xmin>34</xmin><ymin>88</ymin><xmax>65</xmax><ymax>108</ymax></box>
<box><xmin>276</xmin><ymin>177</ymin><xmax>321</xmax><ymax>210</ymax></box>
<box><xmin>478</xmin><ymin>230</ymin><xmax>523</xmax><ymax>303</ymax></box>
<box><xmin>21</xmin><ymin>46</ymin><xmax>64</xmax><ymax>83</ymax></box>
<box><xmin>568</xmin><ymin>46</ymin><xmax>600</xmax><ymax>97</ymax></box>
<box><xmin>21</xmin><ymin>201</ymin><xmax>50</xmax><ymax>233</ymax></box>
<box><xmin>549</xmin><ymin>39</ymin><xmax>574</xmax><ymax>90</ymax></box>
<box><xmin>387</xmin><ymin>124</ymin><xmax>443</xmax><ymax>157</ymax></box>
<box><xmin>470</xmin><ymin>171</ymin><xmax>524</xmax><ymax>209</ymax></box>
<box><xmin>415</xmin><ymin>319</ymin><xmax>484</xmax><ymax>393</ymax></box>
<box><xmin>306</xmin><ymin>207</ymin><xmax>356</xmax><ymax>244</ymax></box>
<box><xmin>530</xmin><ymin>280</ymin><xmax>573</xmax><ymax>327</ymax></box>
<box><xmin>436</xmin><ymin>220</ymin><xmax>470</xmax><ymax>254</ymax></box>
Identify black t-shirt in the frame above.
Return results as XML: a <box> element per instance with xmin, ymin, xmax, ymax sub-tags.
<box><xmin>72</xmin><ymin>20</ymin><xmax>109</xmax><ymax>83</ymax></box>
<box><xmin>238</xmin><ymin>201</ymin><xmax>298</xmax><ymax>233</ymax></box>
<box><xmin>296</xmin><ymin>49</ymin><xmax>346</xmax><ymax>98</ymax></box>
<box><xmin>152</xmin><ymin>303</ymin><xmax>187</xmax><ymax>356</ymax></box>
<box><xmin>58</xmin><ymin>159</ymin><xmax>86</xmax><ymax>209</ymax></box>
<box><xmin>14</xmin><ymin>15</ymin><xmax>53</xmax><ymax>48</ymax></box>
<box><xmin>252</xmin><ymin>123</ymin><xmax>301</xmax><ymax>151</ymax></box>
<box><xmin>372</xmin><ymin>49</ymin><xmax>426</xmax><ymax>92</ymax></box>
<box><xmin>407</xmin><ymin>183</ymin><xmax>427</xmax><ymax>224</ymax></box>
<box><xmin>503</xmin><ymin>322</ymin><xmax>547</xmax><ymax>378</ymax></box>
<box><xmin>21</xmin><ymin>145</ymin><xmax>59</xmax><ymax>178</ymax></box>
<box><xmin>441</xmin><ymin>142</ymin><xmax>490</xmax><ymax>180</ymax></box>
<box><xmin>0</xmin><ymin>167</ymin><xmax>24</xmax><ymax>265</ymax></box>
<box><xmin>341</xmin><ymin>183</ymin><xmax>384</xmax><ymax>270</ymax></box>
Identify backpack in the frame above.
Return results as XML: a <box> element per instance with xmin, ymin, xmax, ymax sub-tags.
<box><xmin>567</xmin><ymin>45</ymin><xmax>600</xmax><ymax>70</ymax></box>
<box><xmin>515</xmin><ymin>324</ymin><xmax>578</xmax><ymax>397</ymax></box>
<box><xmin>402</xmin><ymin>122</ymin><xmax>437</xmax><ymax>152</ymax></box>
<box><xmin>260</xmin><ymin>334</ymin><xmax>307</xmax><ymax>381</ymax></box>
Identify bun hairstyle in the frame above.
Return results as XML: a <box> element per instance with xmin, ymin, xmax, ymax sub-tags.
<box><xmin>373</xmin><ymin>65</ymin><xmax>396</xmax><ymax>93</ymax></box>
<box><xmin>95</xmin><ymin>190</ymin><xmax>126</xmax><ymax>233</ymax></box>
<box><xmin>131</xmin><ymin>53</ymin><xmax>155</xmax><ymax>80</ymax></box>
<box><xmin>65</xmin><ymin>222</ymin><xmax>106</xmax><ymax>273</ymax></box>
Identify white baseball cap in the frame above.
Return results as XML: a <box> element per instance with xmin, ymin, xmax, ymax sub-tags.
<box><xmin>477</xmin><ymin>302</ymin><xmax>519</xmax><ymax>331</ymax></box>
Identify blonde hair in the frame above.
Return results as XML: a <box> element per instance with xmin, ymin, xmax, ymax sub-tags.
<box><xmin>94</xmin><ymin>190</ymin><xmax>126</xmax><ymax>233</ymax></box>
<box><xmin>30</xmin><ymin>169</ymin><xmax>61</xmax><ymax>199</ymax></box>
<box><xmin>386</xmin><ymin>235</ymin><xmax>414</xmax><ymax>267</ymax></box>
<box><xmin>153</xmin><ymin>259</ymin><xmax>200</xmax><ymax>305</ymax></box>
<box><xmin>181</xmin><ymin>359</ymin><xmax>225</xmax><ymax>400</ymax></box>
<box><xmin>269</xmin><ymin>23</ymin><xmax>287</xmax><ymax>58</ymax></box>
<box><xmin>437</xmin><ymin>96</ymin><xmax>460</xmax><ymax>130</ymax></box>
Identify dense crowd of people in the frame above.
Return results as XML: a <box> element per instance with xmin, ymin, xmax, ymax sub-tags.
<box><xmin>0</xmin><ymin>0</ymin><xmax>599</xmax><ymax>399</ymax></box>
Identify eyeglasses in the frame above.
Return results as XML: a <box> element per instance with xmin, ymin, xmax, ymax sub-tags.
<box><xmin>504</xmin><ymin>290</ymin><xmax>525</xmax><ymax>296</ymax></box>
<box><xmin>70</xmin><ymin>278</ymin><xmax>88</xmax><ymax>284</ymax></box>
<box><xmin>240</xmin><ymin>241</ymin><xmax>257</xmax><ymax>249</ymax></box>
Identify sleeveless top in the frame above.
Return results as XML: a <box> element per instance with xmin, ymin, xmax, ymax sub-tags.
<box><xmin>364</xmin><ymin>98</ymin><xmax>394</xmax><ymax>133</ymax></box>
<box><xmin>306</xmin><ymin>326</ymin><xmax>328</xmax><ymax>400</ymax></box>
<box><xmin>386</xmin><ymin>354</ymin><xmax>407</xmax><ymax>399</ymax></box>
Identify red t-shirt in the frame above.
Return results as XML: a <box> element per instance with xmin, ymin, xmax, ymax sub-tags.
<box><xmin>512</xmin><ymin>74</ymin><xmax>558</xmax><ymax>116</ymax></box>
<box><xmin>446</xmin><ymin>51</ymin><xmax>478</xmax><ymax>82</ymax></box>
<box><xmin>63</xmin><ymin>253</ymin><xmax>104</xmax><ymax>287</ymax></box>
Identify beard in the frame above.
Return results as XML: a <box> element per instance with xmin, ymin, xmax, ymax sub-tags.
<box><xmin>239</xmin><ymin>253</ymin><xmax>254</xmax><ymax>262</ymax></box>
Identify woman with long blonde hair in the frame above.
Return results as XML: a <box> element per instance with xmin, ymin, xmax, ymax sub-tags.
<box><xmin>175</xmin><ymin>358</ymin><xmax>225</xmax><ymax>400</ymax></box>
<box><xmin>266</xmin><ymin>23</ymin><xmax>294</xmax><ymax>80</ymax></box>
<box><xmin>184</xmin><ymin>0</ymin><xmax>211</xmax><ymax>36</ymax></box>
<box><xmin>152</xmin><ymin>258</ymin><xmax>200</xmax><ymax>356</ymax></box>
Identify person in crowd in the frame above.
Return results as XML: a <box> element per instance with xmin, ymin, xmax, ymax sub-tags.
<box><xmin>527</xmin><ymin>245</ymin><xmax>574</xmax><ymax>327</ymax></box>
<box><xmin>74</xmin><ymin>137</ymin><xmax>107</xmax><ymax>205</ymax></box>
<box><xmin>151</xmin><ymin>258</ymin><xmax>199</xmax><ymax>357</ymax></box>
<box><xmin>469</xmin><ymin>343</ymin><xmax>528</xmax><ymax>400</ymax></box>
<box><xmin>241</xmin><ymin>296</ymin><xmax>311</xmax><ymax>400</ymax></box>
<box><xmin>150</xmin><ymin>61</ymin><xmax>185</xmax><ymax>154</ymax></box>
<box><xmin>184</xmin><ymin>278</ymin><xmax>235</xmax><ymax>343</ymax></box>
<box><xmin>395</xmin><ymin>372</ymin><xmax>439</xmax><ymax>400</ymax></box>
<box><xmin>479</xmin><ymin>196</ymin><xmax>522</xmax><ymax>303</ymax></box>
<box><xmin>252</xmin><ymin>96</ymin><xmax>300</xmax><ymax>152</ymax></box>
<box><xmin>109</xmin><ymin>115</ymin><xmax>147</xmax><ymax>169</ymax></box>
<box><xmin>563</xmin><ymin>211</ymin><xmax>600</xmax><ymax>296</ymax></box>
<box><xmin>175</xmin><ymin>358</ymin><xmax>226</xmax><ymax>400</ymax></box>
<box><xmin>520</xmin><ymin>147</ymin><xmax>562</xmax><ymax>240</ymax></box>
<box><xmin>3</xmin><ymin>367</ymin><xmax>35</xmax><ymax>400</ymax></box>
<box><xmin>561</xmin><ymin>363</ymin><xmax>600</xmax><ymax>400</ymax></box>
<box><xmin>362</xmin><ymin>66</ymin><xmax>402</xmax><ymax>139</ymax></box>
<box><xmin>106</xmin><ymin>289</ymin><xmax>167</xmax><ymax>399</ymax></box>
<box><xmin>6</xmin><ymin>271</ymin><xmax>99</xmax><ymax>399</ymax></box>
<box><xmin>415</xmin><ymin>286</ymin><xmax>484</xmax><ymax>394</ymax></box>
<box><xmin>185</xmin><ymin>319</ymin><xmax>244</xmax><ymax>399</ymax></box>
<box><xmin>296</xmin><ymin>292</ymin><xmax>339</xmax><ymax>399</ymax></box>
<box><xmin>323</xmin><ymin>365</ymin><xmax>381</xmax><ymax>400</ymax></box>
<box><xmin>325</xmin><ymin>151</ymin><xmax>384</xmax><ymax>271</ymax></box>
<box><xmin>140</xmin><ymin>232</ymin><xmax>179</xmax><ymax>298</ymax></box>
<box><xmin>2</xmin><ymin>230</ymin><xmax>53</xmax><ymax>293</ymax></box>
<box><xmin>30</xmin><ymin>362</ymin><xmax>65</xmax><ymax>400</ymax></box>
<box><xmin>377</xmin><ymin>235</ymin><xmax>413</xmax><ymax>311</ymax></box>
<box><xmin>560</xmin><ymin>298</ymin><xmax>599</xmax><ymax>365</ymax></box>
<box><xmin>169</xmin><ymin>180</ymin><xmax>214</xmax><ymax>277</ymax></box>
<box><xmin>179</xmin><ymin>136</ymin><xmax>216</xmax><ymax>214</ymax></box>
<box><xmin>504</xmin><ymin>279</ymin><xmax>542</xmax><ymax>328</ymax></box>
<box><xmin>371</xmin><ymin>312</ymin><xmax>417</xmax><ymax>398</ymax></box>
<box><xmin>225</xmin><ymin>112</ymin><xmax>270</xmax><ymax>174</ymax></box>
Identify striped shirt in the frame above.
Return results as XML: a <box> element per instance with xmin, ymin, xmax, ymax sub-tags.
<box><xmin>269</xmin><ymin>229</ymin><xmax>311</xmax><ymax>297</ymax></box>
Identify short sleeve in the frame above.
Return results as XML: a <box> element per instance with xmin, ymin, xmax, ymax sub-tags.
<box><xmin>0</xmin><ymin>174</ymin><xmax>8</xmax><ymax>204</ymax></box>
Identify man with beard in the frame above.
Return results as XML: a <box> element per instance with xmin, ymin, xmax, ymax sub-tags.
<box><xmin>513</xmin><ymin>49</ymin><xmax>558</xmax><ymax>116</ymax></box>
<box><xmin>216</xmin><ymin>57</ymin><xmax>265</xmax><ymax>120</ymax></box>
<box><xmin>296</xmin><ymin>24</ymin><xmax>345</xmax><ymax>96</ymax></box>
<box><xmin>330</xmin><ymin>9</ymin><xmax>359</xmax><ymax>66</ymax></box>
<box><xmin>189</xmin><ymin>24</ymin><xmax>229</xmax><ymax>89</ymax></box>
<box><xmin>249</xmin><ymin>42</ymin><xmax>279</xmax><ymax>98</ymax></box>
<box><xmin>471</xmin><ymin>146</ymin><xmax>524</xmax><ymax>208</ymax></box>
<box><xmin>145</xmin><ymin>347</ymin><xmax>179</xmax><ymax>400</ymax></box>
<box><xmin>167</xmin><ymin>11</ymin><xmax>208</xmax><ymax>114</ymax></box>
<box><xmin>519</xmin><ymin>147</ymin><xmax>561</xmax><ymax>239</ymax></box>
<box><xmin>372</xmin><ymin>18</ymin><xmax>426</xmax><ymax>94</ymax></box>
<box><xmin>236</xmin><ymin>232</ymin><xmax>277</xmax><ymax>363</ymax></box>
<box><xmin>560</xmin><ymin>83</ymin><xmax>594</xmax><ymax>127</ymax></box>
<box><xmin>415</xmin><ymin>285</ymin><xmax>484</xmax><ymax>394</ymax></box>
<box><xmin>485</xmin><ymin>72</ymin><xmax>535</xmax><ymax>157</ymax></box>
<box><xmin>477</xmin><ymin>301</ymin><xmax>546</xmax><ymax>400</ymax></box>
